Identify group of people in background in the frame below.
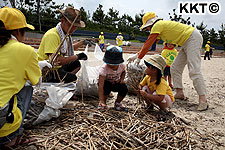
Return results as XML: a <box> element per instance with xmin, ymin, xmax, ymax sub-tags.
<box><xmin>0</xmin><ymin>5</ymin><xmax>210</xmax><ymax>148</ymax></box>
<box><xmin>98</xmin><ymin>31</ymin><xmax>124</xmax><ymax>51</ymax></box>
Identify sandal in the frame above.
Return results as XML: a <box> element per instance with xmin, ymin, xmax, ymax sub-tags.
<box><xmin>114</xmin><ymin>102</ymin><xmax>128</xmax><ymax>112</ymax></box>
<box><xmin>5</xmin><ymin>135</ymin><xmax>36</xmax><ymax>147</ymax></box>
<box><xmin>197</xmin><ymin>102</ymin><xmax>208</xmax><ymax>111</ymax></box>
<box><xmin>98</xmin><ymin>103</ymin><xmax>108</xmax><ymax>112</ymax></box>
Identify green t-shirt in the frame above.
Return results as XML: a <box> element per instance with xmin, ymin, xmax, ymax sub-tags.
<box><xmin>161</xmin><ymin>48</ymin><xmax>178</xmax><ymax>66</ymax></box>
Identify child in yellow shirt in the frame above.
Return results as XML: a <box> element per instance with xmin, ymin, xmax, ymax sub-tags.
<box><xmin>138</xmin><ymin>55</ymin><xmax>174</xmax><ymax>111</ymax></box>
<box><xmin>161</xmin><ymin>43</ymin><xmax>178</xmax><ymax>89</ymax></box>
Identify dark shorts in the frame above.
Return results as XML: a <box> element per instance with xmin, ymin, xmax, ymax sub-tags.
<box><xmin>46</xmin><ymin>60</ymin><xmax>81</xmax><ymax>83</ymax></box>
<box><xmin>103</xmin><ymin>80</ymin><xmax>128</xmax><ymax>97</ymax></box>
<box><xmin>164</xmin><ymin>66</ymin><xmax>171</xmax><ymax>76</ymax></box>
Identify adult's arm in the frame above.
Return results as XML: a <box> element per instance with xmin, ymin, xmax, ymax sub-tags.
<box><xmin>48</xmin><ymin>53</ymin><xmax>79</xmax><ymax>66</ymax></box>
<box><xmin>138</xmin><ymin>33</ymin><xmax>159</xmax><ymax>59</ymax></box>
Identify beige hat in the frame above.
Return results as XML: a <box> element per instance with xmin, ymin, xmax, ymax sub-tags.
<box><xmin>140</xmin><ymin>12</ymin><xmax>162</xmax><ymax>31</ymax></box>
<box><xmin>144</xmin><ymin>54</ymin><xmax>167</xmax><ymax>74</ymax></box>
<box><xmin>59</xmin><ymin>6</ymin><xmax>85</xmax><ymax>28</ymax></box>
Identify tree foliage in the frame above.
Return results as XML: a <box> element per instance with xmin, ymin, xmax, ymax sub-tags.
<box><xmin>218</xmin><ymin>24</ymin><xmax>225</xmax><ymax>50</ymax></box>
<box><xmin>168</xmin><ymin>9</ymin><xmax>195</xmax><ymax>27</ymax></box>
<box><xmin>92</xmin><ymin>4</ymin><xmax>105</xmax><ymax>25</ymax></box>
<box><xmin>0</xmin><ymin>1</ymin><xmax>223</xmax><ymax>48</ymax></box>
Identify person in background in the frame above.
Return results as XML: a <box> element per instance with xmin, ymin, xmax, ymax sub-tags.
<box><xmin>0</xmin><ymin>7</ymin><xmax>50</xmax><ymax>147</ymax></box>
<box><xmin>116</xmin><ymin>32</ymin><xmax>123</xmax><ymax>47</ymax></box>
<box><xmin>127</xmin><ymin>12</ymin><xmax>208</xmax><ymax>111</ymax></box>
<box><xmin>161</xmin><ymin>42</ymin><xmax>178</xmax><ymax>89</ymax></box>
<box><xmin>98</xmin><ymin>45</ymin><xmax>128</xmax><ymax>112</ymax></box>
<box><xmin>138</xmin><ymin>55</ymin><xmax>174</xmax><ymax>111</ymax></box>
<box><xmin>99</xmin><ymin>32</ymin><xmax>105</xmax><ymax>51</ymax></box>
<box><xmin>37</xmin><ymin>6</ymin><xmax>90</xmax><ymax>83</ymax></box>
<box><xmin>204</xmin><ymin>41</ymin><xmax>211</xmax><ymax>60</ymax></box>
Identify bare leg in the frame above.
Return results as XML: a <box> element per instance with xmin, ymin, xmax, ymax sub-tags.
<box><xmin>174</xmin><ymin>88</ymin><xmax>185</xmax><ymax>99</ymax></box>
<box><xmin>164</xmin><ymin>75</ymin><xmax>168</xmax><ymax>81</ymax></box>
<box><xmin>115</xmin><ymin>95</ymin><xmax>125</xmax><ymax>103</ymax></box>
<box><xmin>197</xmin><ymin>95</ymin><xmax>208</xmax><ymax>111</ymax></box>
<box><xmin>168</xmin><ymin>75</ymin><xmax>172</xmax><ymax>86</ymax></box>
<box><xmin>72</xmin><ymin>67</ymin><xmax>80</xmax><ymax>74</ymax></box>
<box><xmin>100</xmin><ymin>95</ymin><xmax>108</xmax><ymax>105</ymax></box>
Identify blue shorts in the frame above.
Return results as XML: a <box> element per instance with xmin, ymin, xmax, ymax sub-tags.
<box><xmin>99</xmin><ymin>44</ymin><xmax>105</xmax><ymax>50</ymax></box>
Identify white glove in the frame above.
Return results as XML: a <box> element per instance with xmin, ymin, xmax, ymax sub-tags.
<box><xmin>134</xmin><ymin>58</ymin><xmax>141</xmax><ymax>66</ymax></box>
<box><xmin>127</xmin><ymin>53</ymin><xmax>138</xmax><ymax>63</ymax></box>
<box><xmin>38</xmin><ymin>60</ymin><xmax>52</xmax><ymax>70</ymax></box>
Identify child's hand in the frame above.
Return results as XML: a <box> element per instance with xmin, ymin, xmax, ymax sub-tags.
<box><xmin>140</xmin><ymin>90</ymin><xmax>148</xmax><ymax>98</ymax></box>
<box><xmin>135</xmin><ymin>89</ymin><xmax>140</xmax><ymax>95</ymax></box>
<box><xmin>120</xmin><ymin>79</ymin><xmax>125</xmax><ymax>84</ymax></box>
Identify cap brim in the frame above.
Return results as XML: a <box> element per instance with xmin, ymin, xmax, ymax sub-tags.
<box><xmin>144</xmin><ymin>60</ymin><xmax>151</xmax><ymax>67</ymax></box>
<box><xmin>27</xmin><ymin>24</ymin><xmax>35</xmax><ymax>30</ymax></box>
<box><xmin>140</xmin><ymin>17</ymin><xmax>161</xmax><ymax>31</ymax></box>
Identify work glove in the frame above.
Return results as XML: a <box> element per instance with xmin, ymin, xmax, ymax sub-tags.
<box><xmin>83</xmin><ymin>39</ymin><xmax>95</xmax><ymax>46</ymax></box>
<box><xmin>38</xmin><ymin>60</ymin><xmax>52</xmax><ymax>70</ymax></box>
<box><xmin>77</xmin><ymin>52</ymin><xmax>88</xmax><ymax>60</ymax></box>
<box><xmin>134</xmin><ymin>58</ymin><xmax>141</xmax><ymax>66</ymax></box>
<box><xmin>127</xmin><ymin>53</ymin><xmax>138</xmax><ymax>63</ymax></box>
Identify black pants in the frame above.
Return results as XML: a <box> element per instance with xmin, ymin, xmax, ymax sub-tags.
<box><xmin>104</xmin><ymin>80</ymin><xmax>128</xmax><ymax>97</ymax></box>
<box><xmin>46</xmin><ymin>60</ymin><xmax>81</xmax><ymax>83</ymax></box>
<box><xmin>209</xmin><ymin>49</ymin><xmax>213</xmax><ymax>58</ymax></box>
<box><xmin>204</xmin><ymin>51</ymin><xmax>210</xmax><ymax>60</ymax></box>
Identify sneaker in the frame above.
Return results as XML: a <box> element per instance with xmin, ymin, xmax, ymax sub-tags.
<box><xmin>114</xmin><ymin>102</ymin><xmax>128</xmax><ymax>112</ymax></box>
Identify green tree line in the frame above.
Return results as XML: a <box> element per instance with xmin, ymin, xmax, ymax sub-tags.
<box><xmin>1</xmin><ymin>0</ymin><xmax>224</xmax><ymax>49</ymax></box>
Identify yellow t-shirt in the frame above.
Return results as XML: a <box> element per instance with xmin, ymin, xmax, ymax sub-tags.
<box><xmin>151</xmin><ymin>20</ymin><xmax>195</xmax><ymax>46</ymax></box>
<box><xmin>116</xmin><ymin>35</ymin><xmax>123</xmax><ymax>46</ymax></box>
<box><xmin>37</xmin><ymin>27</ymin><xmax>61</xmax><ymax>61</ymax></box>
<box><xmin>0</xmin><ymin>40</ymin><xmax>41</xmax><ymax>137</ymax></box>
<box><xmin>161</xmin><ymin>48</ymin><xmax>178</xmax><ymax>67</ymax></box>
<box><xmin>140</xmin><ymin>75</ymin><xmax>175</xmax><ymax>102</ymax></box>
<box><xmin>99</xmin><ymin>35</ymin><xmax>104</xmax><ymax>44</ymax></box>
<box><xmin>205</xmin><ymin>44</ymin><xmax>210</xmax><ymax>52</ymax></box>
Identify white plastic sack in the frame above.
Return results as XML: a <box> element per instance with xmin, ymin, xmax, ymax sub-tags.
<box><xmin>33</xmin><ymin>85</ymin><xmax>73</xmax><ymax>125</ymax></box>
<box><xmin>46</xmin><ymin>85</ymin><xmax>73</xmax><ymax>109</ymax></box>
<box><xmin>94</xmin><ymin>44</ymin><xmax>104</xmax><ymax>61</ymax></box>
<box><xmin>33</xmin><ymin>105</ymin><xmax>60</xmax><ymax>125</ymax></box>
<box><xmin>75</xmin><ymin>45</ymin><xmax>100</xmax><ymax>97</ymax></box>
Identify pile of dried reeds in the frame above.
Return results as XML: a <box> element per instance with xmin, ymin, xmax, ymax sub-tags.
<box><xmin>21</xmin><ymin>100</ymin><xmax>196</xmax><ymax>150</ymax></box>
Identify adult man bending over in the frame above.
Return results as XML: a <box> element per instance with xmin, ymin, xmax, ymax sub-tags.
<box><xmin>38</xmin><ymin>6</ymin><xmax>90</xmax><ymax>83</ymax></box>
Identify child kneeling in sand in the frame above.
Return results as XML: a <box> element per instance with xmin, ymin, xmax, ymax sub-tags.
<box><xmin>138</xmin><ymin>54</ymin><xmax>175</xmax><ymax>111</ymax></box>
<box><xmin>98</xmin><ymin>45</ymin><xmax>128</xmax><ymax>111</ymax></box>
